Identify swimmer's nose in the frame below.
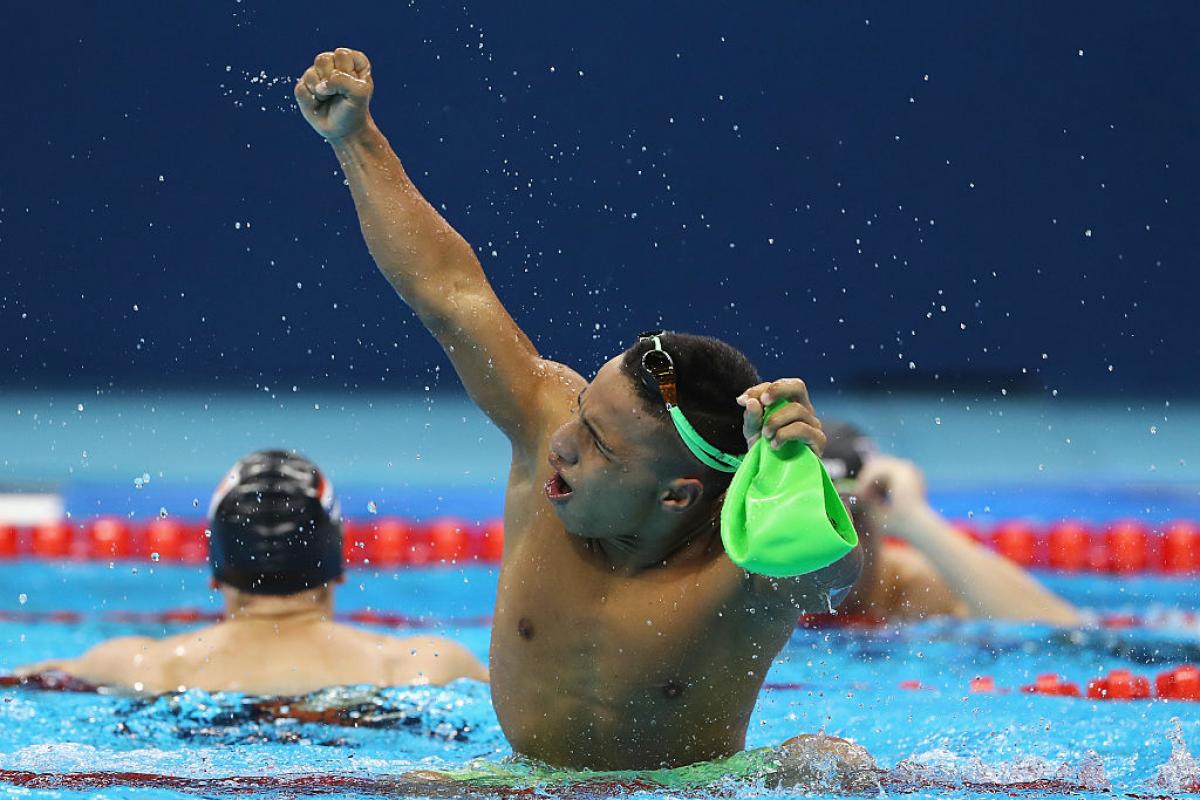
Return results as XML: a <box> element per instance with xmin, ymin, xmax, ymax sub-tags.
<box><xmin>548</xmin><ymin>429</ymin><xmax>577</xmax><ymax>469</ymax></box>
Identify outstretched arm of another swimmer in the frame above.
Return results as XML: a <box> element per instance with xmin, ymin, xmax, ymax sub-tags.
<box><xmin>857</xmin><ymin>456</ymin><xmax>1082</xmax><ymax>626</ymax></box>
<box><xmin>14</xmin><ymin>636</ymin><xmax>156</xmax><ymax>687</ymax></box>
<box><xmin>295</xmin><ymin>48</ymin><xmax>580</xmax><ymax>462</ymax></box>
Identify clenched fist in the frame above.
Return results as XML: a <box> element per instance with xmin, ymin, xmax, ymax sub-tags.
<box><xmin>295</xmin><ymin>47</ymin><xmax>373</xmax><ymax>141</ymax></box>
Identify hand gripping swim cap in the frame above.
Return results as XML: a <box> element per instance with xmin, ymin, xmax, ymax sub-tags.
<box><xmin>720</xmin><ymin>402</ymin><xmax>858</xmax><ymax>577</ymax></box>
<box><xmin>208</xmin><ymin>450</ymin><xmax>344</xmax><ymax>595</ymax></box>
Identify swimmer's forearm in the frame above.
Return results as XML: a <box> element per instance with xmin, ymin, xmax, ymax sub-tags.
<box><xmin>330</xmin><ymin>121</ymin><xmax>484</xmax><ymax>313</ymax></box>
<box><xmin>13</xmin><ymin>658</ymin><xmax>72</xmax><ymax>676</ymax></box>
<box><xmin>894</xmin><ymin>506</ymin><xmax>1082</xmax><ymax>626</ymax></box>
<box><xmin>327</xmin><ymin>120</ymin><xmax>561</xmax><ymax>449</ymax></box>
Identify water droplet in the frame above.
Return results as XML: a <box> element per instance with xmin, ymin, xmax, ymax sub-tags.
<box><xmin>17</xmin><ymin>593</ymin><xmax>27</xmax><ymax>605</ymax></box>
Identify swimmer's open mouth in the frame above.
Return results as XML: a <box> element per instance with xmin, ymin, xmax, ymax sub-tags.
<box><xmin>545</xmin><ymin>471</ymin><xmax>573</xmax><ymax>502</ymax></box>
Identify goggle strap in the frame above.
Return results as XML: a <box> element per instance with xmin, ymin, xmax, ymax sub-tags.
<box><xmin>646</xmin><ymin>333</ymin><xmax>743</xmax><ymax>474</ymax></box>
<box><xmin>668</xmin><ymin>406</ymin><xmax>742</xmax><ymax>473</ymax></box>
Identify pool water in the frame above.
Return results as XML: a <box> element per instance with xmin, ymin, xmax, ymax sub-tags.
<box><xmin>2</xmin><ymin>562</ymin><xmax>1198</xmax><ymax>799</ymax></box>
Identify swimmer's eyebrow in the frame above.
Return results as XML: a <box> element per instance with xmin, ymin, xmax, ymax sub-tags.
<box><xmin>577</xmin><ymin>388</ymin><xmax>617</xmax><ymax>455</ymax></box>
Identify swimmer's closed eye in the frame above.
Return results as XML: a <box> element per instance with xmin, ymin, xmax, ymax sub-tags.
<box><xmin>720</xmin><ymin>401</ymin><xmax>857</xmax><ymax>577</ymax></box>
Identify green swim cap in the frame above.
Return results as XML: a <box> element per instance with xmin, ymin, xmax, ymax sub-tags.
<box><xmin>720</xmin><ymin>401</ymin><xmax>858</xmax><ymax>577</ymax></box>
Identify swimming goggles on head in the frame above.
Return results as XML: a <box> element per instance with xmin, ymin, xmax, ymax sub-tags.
<box><xmin>637</xmin><ymin>331</ymin><xmax>743</xmax><ymax>474</ymax></box>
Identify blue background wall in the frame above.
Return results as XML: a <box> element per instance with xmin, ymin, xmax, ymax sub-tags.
<box><xmin>3</xmin><ymin>2</ymin><xmax>1197</xmax><ymax>395</ymax></box>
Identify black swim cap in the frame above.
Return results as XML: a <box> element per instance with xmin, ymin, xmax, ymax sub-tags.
<box><xmin>821</xmin><ymin>421</ymin><xmax>877</xmax><ymax>482</ymax></box>
<box><xmin>207</xmin><ymin>450</ymin><xmax>343</xmax><ymax>595</ymax></box>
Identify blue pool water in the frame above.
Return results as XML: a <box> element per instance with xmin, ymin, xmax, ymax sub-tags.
<box><xmin>2</xmin><ymin>390</ymin><xmax>1198</xmax><ymax>796</ymax></box>
<box><xmin>2</xmin><ymin>562</ymin><xmax>1199</xmax><ymax>799</ymax></box>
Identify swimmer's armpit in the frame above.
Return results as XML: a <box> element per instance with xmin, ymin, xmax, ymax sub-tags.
<box><xmin>754</xmin><ymin>545</ymin><xmax>863</xmax><ymax>613</ymax></box>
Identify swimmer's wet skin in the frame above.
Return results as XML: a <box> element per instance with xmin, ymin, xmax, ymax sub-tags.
<box><xmin>14</xmin><ymin>451</ymin><xmax>486</xmax><ymax>694</ymax></box>
<box><xmin>296</xmin><ymin>48</ymin><xmax>864</xmax><ymax>772</ymax></box>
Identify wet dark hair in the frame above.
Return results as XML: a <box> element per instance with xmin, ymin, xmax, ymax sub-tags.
<box><xmin>620</xmin><ymin>332</ymin><xmax>760</xmax><ymax>483</ymax></box>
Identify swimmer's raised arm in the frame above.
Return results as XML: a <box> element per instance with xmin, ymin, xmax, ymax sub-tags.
<box><xmin>295</xmin><ymin>48</ymin><xmax>578</xmax><ymax>456</ymax></box>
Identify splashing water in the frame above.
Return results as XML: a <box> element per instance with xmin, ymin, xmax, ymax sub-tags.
<box><xmin>1151</xmin><ymin>718</ymin><xmax>1200</xmax><ymax>793</ymax></box>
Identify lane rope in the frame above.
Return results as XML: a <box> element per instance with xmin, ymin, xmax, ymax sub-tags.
<box><xmin>0</xmin><ymin>516</ymin><xmax>1196</xmax><ymax>574</ymax></box>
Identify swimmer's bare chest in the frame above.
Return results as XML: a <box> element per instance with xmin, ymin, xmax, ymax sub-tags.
<box><xmin>488</xmin><ymin>475</ymin><xmax>800</xmax><ymax>769</ymax></box>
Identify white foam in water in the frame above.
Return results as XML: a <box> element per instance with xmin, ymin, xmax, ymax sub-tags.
<box><xmin>3</xmin><ymin>741</ymin><xmax>411</xmax><ymax>780</ymax></box>
<box><xmin>5</xmin><ymin>743</ymin><xmax>196</xmax><ymax>774</ymax></box>
<box><xmin>1151</xmin><ymin>719</ymin><xmax>1200</xmax><ymax>793</ymax></box>
<box><xmin>892</xmin><ymin>747</ymin><xmax>1111</xmax><ymax>791</ymax></box>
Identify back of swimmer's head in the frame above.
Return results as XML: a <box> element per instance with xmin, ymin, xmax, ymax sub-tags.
<box><xmin>207</xmin><ymin>449</ymin><xmax>343</xmax><ymax>595</ymax></box>
<box><xmin>821</xmin><ymin>421</ymin><xmax>877</xmax><ymax>483</ymax></box>
<box><xmin>821</xmin><ymin>421</ymin><xmax>880</xmax><ymax>542</ymax></box>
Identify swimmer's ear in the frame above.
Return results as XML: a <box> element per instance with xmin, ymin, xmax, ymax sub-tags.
<box><xmin>660</xmin><ymin>477</ymin><xmax>704</xmax><ymax>512</ymax></box>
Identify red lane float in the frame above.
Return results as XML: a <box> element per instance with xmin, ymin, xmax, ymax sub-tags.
<box><xmin>89</xmin><ymin>517</ymin><xmax>132</xmax><ymax>560</ymax></box>
<box><xmin>142</xmin><ymin>519</ymin><xmax>184</xmax><ymax>562</ymax></box>
<box><xmin>372</xmin><ymin>518</ymin><xmax>412</xmax><ymax>566</ymax></box>
<box><xmin>1105</xmin><ymin>520</ymin><xmax>1149</xmax><ymax>574</ymax></box>
<box><xmin>1087</xmin><ymin>669</ymin><xmax>1152</xmax><ymax>700</ymax></box>
<box><xmin>341</xmin><ymin>519</ymin><xmax>370</xmax><ymax>565</ymax></box>
<box><xmin>1047</xmin><ymin>521</ymin><xmax>1090</xmax><ymax>572</ymax></box>
<box><xmin>969</xmin><ymin>675</ymin><xmax>996</xmax><ymax>694</ymax></box>
<box><xmin>1156</xmin><ymin>665</ymin><xmax>1200</xmax><ymax>701</ymax></box>
<box><xmin>32</xmin><ymin>522</ymin><xmax>74</xmax><ymax>559</ymax></box>
<box><xmin>1161</xmin><ymin>520</ymin><xmax>1199</xmax><ymax>573</ymax></box>
<box><xmin>0</xmin><ymin>525</ymin><xmax>16</xmax><ymax>558</ymax></box>
<box><xmin>1021</xmin><ymin>673</ymin><xmax>1081</xmax><ymax>697</ymax></box>
<box><xmin>992</xmin><ymin>520</ymin><xmax>1038</xmax><ymax>566</ymax></box>
<box><xmin>1</xmin><ymin>516</ymin><xmax>1197</xmax><ymax>571</ymax></box>
<box><xmin>478</xmin><ymin>519</ymin><xmax>504</xmax><ymax>562</ymax></box>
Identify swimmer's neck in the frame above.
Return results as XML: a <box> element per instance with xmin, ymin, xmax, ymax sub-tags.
<box><xmin>219</xmin><ymin>585</ymin><xmax>335</xmax><ymax>624</ymax></box>
<box><xmin>589</xmin><ymin>512</ymin><xmax>721</xmax><ymax>574</ymax></box>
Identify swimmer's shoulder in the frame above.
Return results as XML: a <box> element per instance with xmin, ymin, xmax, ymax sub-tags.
<box><xmin>533</xmin><ymin>359</ymin><xmax>587</xmax><ymax>409</ymax></box>
<box><xmin>510</xmin><ymin>359</ymin><xmax>587</xmax><ymax>473</ymax></box>
<box><xmin>385</xmin><ymin>634</ymin><xmax>488</xmax><ymax>685</ymax></box>
<box><xmin>65</xmin><ymin>634</ymin><xmax>161</xmax><ymax>688</ymax></box>
<box><xmin>879</xmin><ymin>542</ymin><xmax>967</xmax><ymax>618</ymax></box>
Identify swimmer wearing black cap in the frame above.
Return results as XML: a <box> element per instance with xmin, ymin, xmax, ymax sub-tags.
<box><xmin>16</xmin><ymin>450</ymin><xmax>487</xmax><ymax>694</ymax></box>
<box><xmin>295</xmin><ymin>48</ymin><xmax>867</xmax><ymax>777</ymax></box>
<box><xmin>822</xmin><ymin>422</ymin><xmax>1080</xmax><ymax>625</ymax></box>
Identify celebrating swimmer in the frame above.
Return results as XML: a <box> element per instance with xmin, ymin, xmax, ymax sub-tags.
<box><xmin>16</xmin><ymin>450</ymin><xmax>487</xmax><ymax>694</ymax></box>
<box><xmin>295</xmin><ymin>48</ymin><xmax>863</xmax><ymax>770</ymax></box>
